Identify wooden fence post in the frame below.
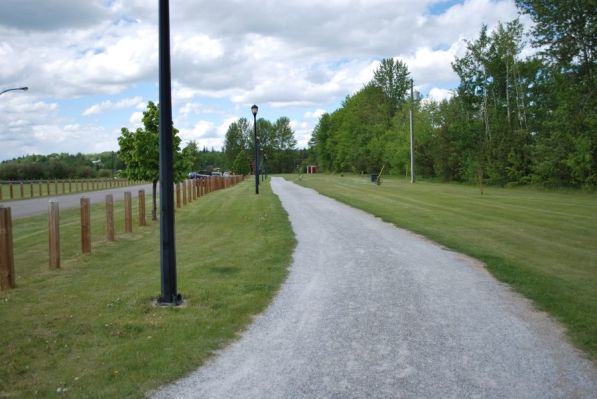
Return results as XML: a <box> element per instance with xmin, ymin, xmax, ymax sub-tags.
<box><xmin>48</xmin><ymin>201</ymin><xmax>60</xmax><ymax>269</ymax></box>
<box><xmin>54</xmin><ymin>180</ymin><xmax>58</xmax><ymax>194</ymax></box>
<box><xmin>0</xmin><ymin>206</ymin><xmax>15</xmax><ymax>290</ymax></box>
<box><xmin>106</xmin><ymin>194</ymin><xmax>114</xmax><ymax>242</ymax></box>
<box><xmin>187</xmin><ymin>180</ymin><xmax>193</xmax><ymax>203</ymax></box>
<box><xmin>0</xmin><ymin>184</ymin><xmax>3</xmax><ymax>200</ymax></box>
<box><xmin>176</xmin><ymin>182</ymin><xmax>181</xmax><ymax>208</ymax></box>
<box><xmin>80</xmin><ymin>197</ymin><xmax>91</xmax><ymax>254</ymax></box>
<box><xmin>124</xmin><ymin>192</ymin><xmax>132</xmax><ymax>233</ymax></box>
<box><xmin>138</xmin><ymin>190</ymin><xmax>146</xmax><ymax>226</ymax></box>
<box><xmin>38</xmin><ymin>181</ymin><xmax>42</xmax><ymax>196</ymax></box>
<box><xmin>30</xmin><ymin>182</ymin><xmax>34</xmax><ymax>198</ymax></box>
<box><xmin>9</xmin><ymin>183</ymin><xmax>13</xmax><ymax>199</ymax></box>
<box><xmin>19</xmin><ymin>182</ymin><xmax>24</xmax><ymax>199</ymax></box>
<box><xmin>47</xmin><ymin>181</ymin><xmax>50</xmax><ymax>195</ymax></box>
<box><xmin>182</xmin><ymin>180</ymin><xmax>187</xmax><ymax>206</ymax></box>
<box><xmin>62</xmin><ymin>181</ymin><xmax>65</xmax><ymax>193</ymax></box>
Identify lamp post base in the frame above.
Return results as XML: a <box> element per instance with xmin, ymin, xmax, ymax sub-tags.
<box><xmin>156</xmin><ymin>293</ymin><xmax>184</xmax><ymax>306</ymax></box>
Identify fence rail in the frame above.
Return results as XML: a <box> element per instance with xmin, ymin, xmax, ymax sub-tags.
<box><xmin>0</xmin><ymin>178</ymin><xmax>138</xmax><ymax>201</ymax></box>
<box><xmin>0</xmin><ymin>175</ymin><xmax>246</xmax><ymax>291</ymax></box>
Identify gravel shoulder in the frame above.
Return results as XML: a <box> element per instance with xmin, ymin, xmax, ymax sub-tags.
<box><xmin>151</xmin><ymin>177</ymin><xmax>597</xmax><ymax>398</ymax></box>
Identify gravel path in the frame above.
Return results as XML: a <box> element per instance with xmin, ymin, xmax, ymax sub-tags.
<box><xmin>152</xmin><ymin>177</ymin><xmax>597</xmax><ymax>398</ymax></box>
<box><xmin>1</xmin><ymin>183</ymin><xmax>154</xmax><ymax>219</ymax></box>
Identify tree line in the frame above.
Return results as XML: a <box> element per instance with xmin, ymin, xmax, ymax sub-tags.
<box><xmin>310</xmin><ymin>1</ymin><xmax>596</xmax><ymax>188</ymax></box>
<box><xmin>0</xmin><ymin>152</ymin><xmax>123</xmax><ymax>180</ymax></box>
<box><xmin>222</xmin><ymin>116</ymin><xmax>300</xmax><ymax>175</ymax></box>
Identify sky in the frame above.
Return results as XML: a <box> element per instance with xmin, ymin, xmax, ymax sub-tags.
<box><xmin>0</xmin><ymin>0</ymin><xmax>529</xmax><ymax>161</ymax></box>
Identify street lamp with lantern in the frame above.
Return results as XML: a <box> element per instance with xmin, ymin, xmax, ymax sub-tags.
<box><xmin>251</xmin><ymin>104</ymin><xmax>259</xmax><ymax>194</ymax></box>
<box><xmin>0</xmin><ymin>87</ymin><xmax>28</xmax><ymax>96</ymax></box>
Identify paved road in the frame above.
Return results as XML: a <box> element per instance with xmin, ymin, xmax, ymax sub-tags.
<box><xmin>1</xmin><ymin>183</ymin><xmax>154</xmax><ymax>218</ymax></box>
<box><xmin>152</xmin><ymin>177</ymin><xmax>597</xmax><ymax>398</ymax></box>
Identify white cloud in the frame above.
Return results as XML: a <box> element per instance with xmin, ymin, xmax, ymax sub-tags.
<box><xmin>427</xmin><ymin>88</ymin><xmax>455</xmax><ymax>102</ymax></box>
<box><xmin>83</xmin><ymin>96</ymin><xmax>144</xmax><ymax>116</ymax></box>
<box><xmin>128</xmin><ymin>111</ymin><xmax>143</xmax><ymax>127</ymax></box>
<box><xmin>0</xmin><ymin>0</ymin><xmax>528</xmax><ymax>159</ymax></box>
<box><xmin>304</xmin><ymin>109</ymin><xmax>327</xmax><ymax>120</ymax></box>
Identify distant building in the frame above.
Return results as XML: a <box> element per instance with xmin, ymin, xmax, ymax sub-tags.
<box><xmin>307</xmin><ymin>165</ymin><xmax>318</xmax><ymax>174</ymax></box>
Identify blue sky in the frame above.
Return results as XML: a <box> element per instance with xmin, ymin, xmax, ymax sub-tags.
<box><xmin>0</xmin><ymin>0</ymin><xmax>527</xmax><ymax>161</ymax></box>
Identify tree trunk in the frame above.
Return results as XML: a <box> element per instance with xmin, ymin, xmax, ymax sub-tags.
<box><xmin>152</xmin><ymin>179</ymin><xmax>157</xmax><ymax>221</ymax></box>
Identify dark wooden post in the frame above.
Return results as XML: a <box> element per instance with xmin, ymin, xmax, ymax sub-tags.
<box><xmin>9</xmin><ymin>183</ymin><xmax>13</xmax><ymax>199</ymax></box>
<box><xmin>30</xmin><ymin>181</ymin><xmax>34</xmax><ymax>198</ymax></box>
<box><xmin>0</xmin><ymin>206</ymin><xmax>15</xmax><ymax>290</ymax></box>
<box><xmin>38</xmin><ymin>181</ymin><xmax>42</xmax><ymax>196</ymax></box>
<box><xmin>124</xmin><ymin>192</ymin><xmax>132</xmax><ymax>233</ymax></box>
<box><xmin>48</xmin><ymin>201</ymin><xmax>60</xmax><ymax>269</ymax></box>
<box><xmin>80</xmin><ymin>197</ymin><xmax>91</xmax><ymax>254</ymax></box>
<box><xmin>106</xmin><ymin>194</ymin><xmax>114</xmax><ymax>242</ymax></box>
<box><xmin>138</xmin><ymin>189</ymin><xmax>146</xmax><ymax>226</ymax></box>
<box><xmin>19</xmin><ymin>182</ymin><xmax>24</xmax><ymax>199</ymax></box>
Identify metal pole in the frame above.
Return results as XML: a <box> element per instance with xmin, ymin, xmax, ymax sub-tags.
<box><xmin>409</xmin><ymin>78</ymin><xmax>416</xmax><ymax>183</ymax></box>
<box><xmin>158</xmin><ymin>0</ymin><xmax>180</xmax><ymax>305</ymax></box>
<box><xmin>254</xmin><ymin>114</ymin><xmax>259</xmax><ymax>194</ymax></box>
<box><xmin>0</xmin><ymin>87</ymin><xmax>28</xmax><ymax>96</ymax></box>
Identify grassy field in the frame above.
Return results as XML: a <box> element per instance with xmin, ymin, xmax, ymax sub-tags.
<box><xmin>0</xmin><ymin>180</ymin><xmax>295</xmax><ymax>397</ymax></box>
<box><xmin>0</xmin><ymin>179</ymin><xmax>134</xmax><ymax>201</ymax></box>
<box><xmin>292</xmin><ymin>174</ymin><xmax>597</xmax><ymax>360</ymax></box>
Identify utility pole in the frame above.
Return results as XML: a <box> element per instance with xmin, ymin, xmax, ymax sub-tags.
<box><xmin>251</xmin><ymin>105</ymin><xmax>259</xmax><ymax>194</ymax></box>
<box><xmin>158</xmin><ymin>0</ymin><xmax>181</xmax><ymax>305</ymax></box>
<box><xmin>409</xmin><ymin>78</ymin><xmax>416</xmax><ymax>183</ymax></box>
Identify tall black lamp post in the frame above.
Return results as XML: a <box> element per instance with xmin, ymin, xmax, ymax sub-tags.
<box><xmin>251</xmin><ymin>104</ymin><xmax>259</xmax><ymax>194</ymax></box>
<box><xmin>158</xmin><ymin>0</ymin><xmax>181</xmax><ymax>305</ymax></box>
<box><xmin>0</xmin><ymin>87</ymin><xmax>28</xmax><ymax>96</ymax></box>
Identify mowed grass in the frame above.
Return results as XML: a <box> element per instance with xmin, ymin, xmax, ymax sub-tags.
<box><xmin>293</xmin><ymin>174</ymin><xmax>597</xmax><ymax>360</ymax></box>
<box><xmin>0</xmin><ymin>180</ymin><xmax>295</xmax><ymax>398</ymax></box>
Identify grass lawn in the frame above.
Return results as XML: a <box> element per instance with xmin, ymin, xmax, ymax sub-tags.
<box><xmin>0</xmin><ymin>179</ymin><xmax>295</xmax><ymax>398</ymax></box>
<box><xmin>291</xmin><ymin>173</ymin><xmax>597</xmax><ymax>360</ymax></box>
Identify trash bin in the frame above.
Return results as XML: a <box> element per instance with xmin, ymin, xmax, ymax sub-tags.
<box><xmin>370</xmin><ymin>174</ymin><xmax>378</xmax><ymax>182</ymax></box>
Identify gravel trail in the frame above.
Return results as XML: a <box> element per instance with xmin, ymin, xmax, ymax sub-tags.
<box><xmin>152</xmin><ymin>177</ymin><xmax>597</xmax><ymax>398</ymax></box>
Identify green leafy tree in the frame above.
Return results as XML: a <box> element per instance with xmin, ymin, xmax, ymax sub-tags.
<box><xmin>372</xmin><ymin>58</ymin><xmax>410</xmax><ymax>116</ymax></box>
<box><xmin>223</xmin><ymin>118</ymin><xmax>251</xmax><ymax>166</ymax></box>
<box><xmin>516</xmin><ymin>0</ymin><xmax>596</xmax><ymax>187</ymax></box>
<box><xmin>181</xmin><ymin>141</ymin><xmax>200</xmax><ymax>172</ymax></box>
<box><xmin>232</xmin><ymin>149</ymin><xmax>251</xmax><ymax>175</ymax></box>
<box><xmin>118</xmin><ymin>101</ymin><xmax>185</xmax><ymax>220</ymax></box>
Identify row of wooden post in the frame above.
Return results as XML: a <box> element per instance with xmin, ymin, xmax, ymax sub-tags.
<box><xmin>1</xmin><ymin>175</ymin><xmax>245</xmax><ymax>290</ymax></box>
<box><xmin>47</xmin><ymin>190</ymin><xmax>145</xmax><ymax>271</ymax></box>
<box><xmin>175</xmin><ymin>175</ymin><xmax>243</xmax><ymax>208</ymax></box>
<box><xmin>0</xmin><ymin>178</ymin><xmax>132</xmax><ymax>201</ymax></box>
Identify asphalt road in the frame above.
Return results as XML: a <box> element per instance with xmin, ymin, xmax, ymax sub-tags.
<box><xmin>152</xmin><ymin>177</ymin><xmax>597</xmax><ymax>398</ymax></box>
<box><xmin>1</xmin><ymin>183</ymin><xmax>154</xmax><ymax>218</ymax></box>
